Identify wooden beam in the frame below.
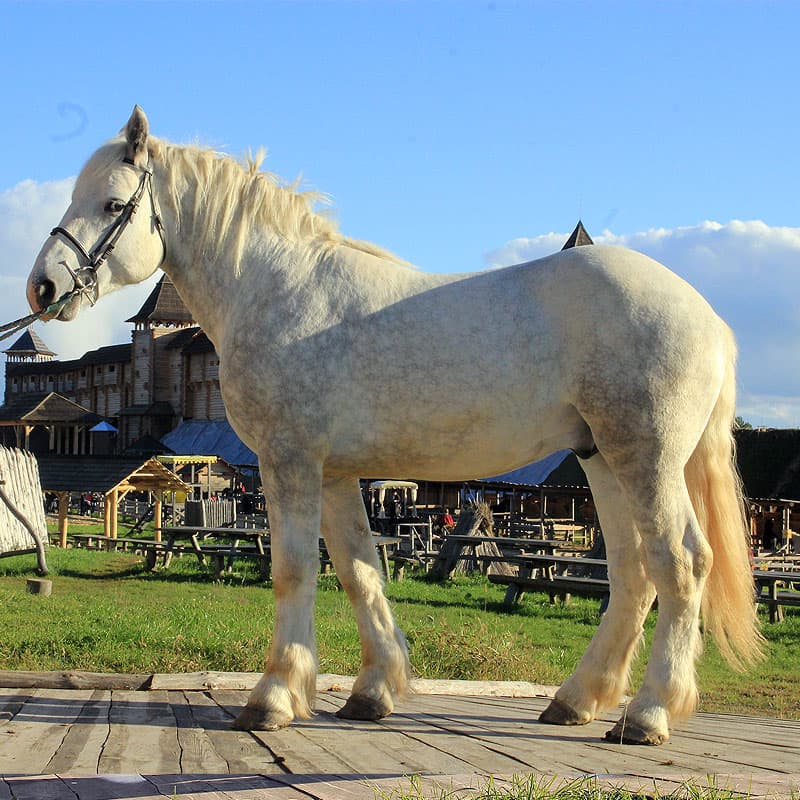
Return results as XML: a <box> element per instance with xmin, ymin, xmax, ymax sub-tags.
<box><xmin>57</xmin><ymin>492</ymin><xmax>69</xmax><ymax>549</ymax></box>
<box><xmin>154</xmin><ymin>494</ymin><xmax>162</xmax><ymax>542</ymax></box>
<box><xmin>103</xmin><ymin>491</ymin><xmax>112</xmax><ymax>538</ymax></box>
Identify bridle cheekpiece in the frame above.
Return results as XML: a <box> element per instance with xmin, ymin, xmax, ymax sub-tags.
<box><xmin>49</xmin><ymin>157</ymin><xmax>166</xmax><ymax>308</ymax></box>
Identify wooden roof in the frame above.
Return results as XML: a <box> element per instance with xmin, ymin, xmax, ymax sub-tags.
<box><xmin>0</xmin><ymin>392</ymin><xmax>101</xmax><ymax>426</ymax></box>
<box><xmin>562</xmin><ymin>220</ymin><xmax>594</xmax><ymax>250</ymax></box>
<box><xmin>126</xmin><ymin>275</ymin><xmax>195</xmax><ymax>325</ymax></box>
<box><xmin>6</xmin><ymin>343</ymin><xmax>132</xmax><ymax>378</ymax></box>
<box><xmin>36</xmin><ymin>455</ymin><xmax>190</xmax><ymax>494</ymax></box>
<box><xmin>2</xmin><ymin>329</ymin><xmax>56</xmax><ymax>358</ymax></box>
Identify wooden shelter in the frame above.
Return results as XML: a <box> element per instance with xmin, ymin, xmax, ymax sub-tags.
<box><xmin>36</xmin><ymin>456</ymin><xmax>190</xmax><ymax>545</ymax></box>
<box><xmin>0</xmin><ymin>392</ymin><xmax>103</xmax><ymax>455</ymax></box>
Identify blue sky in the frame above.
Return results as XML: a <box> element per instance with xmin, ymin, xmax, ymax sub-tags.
<box><xmin>2</xmin><ymin>1</ymin><xmax>800</xmax><ymax>427</ymax></box>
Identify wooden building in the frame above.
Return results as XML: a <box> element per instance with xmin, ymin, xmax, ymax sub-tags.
<box><xmin>1</xmin><ymin>277</ymin><xmax>227</xmax><ymax>456</ymax></box>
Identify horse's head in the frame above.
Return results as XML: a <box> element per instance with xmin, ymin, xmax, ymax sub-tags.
<box><xmin>27</xmin><ymin>105</ymin><xmax>166</xmax><ymax>321</ymax></box>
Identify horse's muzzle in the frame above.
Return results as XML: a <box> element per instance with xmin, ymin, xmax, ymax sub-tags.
<box><xmin>30</xmin><ymin>278</ymin><xmax>57</xmax><ymax>312</ymax></box>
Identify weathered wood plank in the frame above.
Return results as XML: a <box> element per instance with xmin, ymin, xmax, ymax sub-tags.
<box><xmin>467</xmin><ymin>694</ymin><xmax>800</xmax><ymax>775</ymax></box>
<box><xmin>1</xmin><ymin>775</ymin><xmax>78</xmax><ymax>800</ymax></box>
<box><xmin>415</xmin><ymin>693</ymin><xmax>701</xmax><ymax>775</ymax></box>
<box><xmin>0</xmin><ymin>690</ymin><xmax>31</xmax><ymax>724</ymax></box>
<box><xmin>0</xmin><ymin>671</ymin><xmax>151</xmax><ymax>690</ymax></box>
<box><xmin>208</xmin><ymin>691</ymin><xmax>355</xmax><ymax>774</ymax></box>
<box><xmin>168</xmin><ymin>691</ymin><xmax>230</xmax><ymax>774</ymax></box>
<box><xmin>309</xmin><ymin>699</ymin><xmax>459</xmax><ymax>775</ymax></box>
<box><xmin>367</xmin><ymin>695</ymin><xmax>544</xmax><ymax>774</ymax></box>
<box><xmin>97</xmin><ymin>690</ymin><xmax>181</xmax><ymax>774</ymax></box>
<box><xmin>314</xmin><ymin>693</ymin><xmax>471</xmax><ymax>773</ymax></box>
<box><xmin>44</xmin><ymin>689</ymin><xmax>111</xmax><ymax>773</ymax></box>
<box><xmin>148</xmin><ymin>774</ymin><xmax>309</xmax><ymax>800</ymax></box>
<box><xmin>53</xmin><ymin>775</ymin><xmax>168</xmax><ymax>800</ymax></box>
<box><xmin>271</xmin><ymin>772</ymin><xmax>410</xmax><ymax>800</ymax></box>
<box><xmin>0</xmin><ymin>688</ymin><xmax>94</xmax><ymax>773</ymax></box>
<box><xmin>392</xmin><ymin>694</ymin><xmax>590</xmax><ymax>773</ymax></box>
<box><xmin>181</xmin><ymin>690</ymin><xmax>284</xmax><ymax>774</ymax></box>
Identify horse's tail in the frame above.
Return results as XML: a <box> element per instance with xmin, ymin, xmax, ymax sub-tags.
<box><xmin>685</xmin><ymin>337</ymin><xmax>765</xmax><ymax>670</ymax></box>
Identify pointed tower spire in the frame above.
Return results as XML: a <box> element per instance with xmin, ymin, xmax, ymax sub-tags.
<box><xmin>2</xmin><ymin>329</ymin><xmax>56</xmax><ymax>362</ymax></box>
<box><xmin>126</xmin><ymin>275</ymin><xmax>195</xmax><ymax>330</ymax></box>
<box><xmin>562</xmin><ymin>220</ymin><xmax>594</xmax><ymax>250</ymax></box>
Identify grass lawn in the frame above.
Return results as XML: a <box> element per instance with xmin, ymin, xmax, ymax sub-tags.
<box><xmin>0</xmin><ymin>545</ymin><xmax>798</xmax><ymax>720</ymax></box>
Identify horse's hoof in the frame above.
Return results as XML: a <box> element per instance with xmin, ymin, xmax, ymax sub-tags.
<box><xmin>232</xmin><ymin>705</ymin><xmax>293</xmax><ymax>731</ymax></box>
<box><xmin>336</xmin><ymin>694</ymin><xmax>391</xmax><ymax>721</ymax></box>
<box><xmin>539</xmin><ymin>698</ymin><xmax>590</xmax><ymax>726</ymax></box>
<box><xmin>604</xmin><ymin>719</ymin><xmax>668</xmax><ymax>745</ymax></box>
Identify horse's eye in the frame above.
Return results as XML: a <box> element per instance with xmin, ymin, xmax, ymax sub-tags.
<box><xmin>105</xmin><ymin>199</ymin><xmax>126</xmax><ymax>215</ymax></box>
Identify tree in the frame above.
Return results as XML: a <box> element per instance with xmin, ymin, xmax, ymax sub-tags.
<box><xmin>734</xmin><ymin>416</ymin><xmax>753</xmax><ymax>430</ymax></box>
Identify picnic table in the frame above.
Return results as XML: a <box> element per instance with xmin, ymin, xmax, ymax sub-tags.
<box><xmin>445</xmin><ymin>535</ymin><xmax>561</xmax><ymax>554</ymax></box>
<box><xmin>156</xmin><ymin>527</ymin><xmax>402</xmax><ymax>581</ymax></box>
<box><xmin>152</xmin><ymin>525</ymin><xmax>270</xmax><ymax>575</ymax></box>
<box><xmin>487</xmin><ymin>552</ymin><xmax>609</xmax><ymax>606</ymax></box>
<box><xmin>753</xmin><ymin>568</ymin><xmax>800</xmax><ymax>623</ymax></box>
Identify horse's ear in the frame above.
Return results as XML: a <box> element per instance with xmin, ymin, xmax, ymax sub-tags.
<box><xmin>124</xmin><ymin>105</ymin><xmax>150</xmax><ymax>166</ymax></box>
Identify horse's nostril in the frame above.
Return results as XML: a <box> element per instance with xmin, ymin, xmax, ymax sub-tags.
<box><xmin>36</xmin><ymin>279</ymin><xmax>56</xmax><ymax>309</ymax></box>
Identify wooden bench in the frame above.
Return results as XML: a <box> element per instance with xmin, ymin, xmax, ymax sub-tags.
<box><xmin>198</xmin><ymin>543</ymin><xmax>272</xmax><ymax>580</ymax></box>
<box><xmin>489</xmin><ymin>572</ymin><xmax>610</xmax><ymax>606</ymax></box>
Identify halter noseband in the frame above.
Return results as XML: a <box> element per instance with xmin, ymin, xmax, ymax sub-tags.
<box><xmin>49</xmin><ymin>158</ymin><xmax>166</xmax><ymax>307</ymax></box>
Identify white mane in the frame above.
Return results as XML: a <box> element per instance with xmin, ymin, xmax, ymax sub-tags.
<box><xmin>150</xmin><ymin>139</ymin><xmax>406</xmax><ymax>274</ymax></box>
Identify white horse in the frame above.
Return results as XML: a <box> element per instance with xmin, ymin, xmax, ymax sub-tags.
<box><xmin>27</xmin><ymin>106</ymin><xmax>763</xmax><ymax>745</ymax></box>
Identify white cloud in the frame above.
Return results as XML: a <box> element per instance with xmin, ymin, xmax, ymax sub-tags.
<box><xmin>0</xmin><ymin>178</ymin><xmax>159</xmax><ymax>393</ymax></box>
<box><xmin>486</xmin><ymin>221</ymin><xmax>800</xmax><ymax>429</ymax></box>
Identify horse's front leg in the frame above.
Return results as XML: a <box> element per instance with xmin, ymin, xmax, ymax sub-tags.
<box><xmin>233</xmin><ymin>464</ymin><xmax>322</xmax><ymax>731</ymax></box>
<box><xmin>321</xmin><ymin>477</ymin><xmax>411</xmax><ymax>720</ymax></box>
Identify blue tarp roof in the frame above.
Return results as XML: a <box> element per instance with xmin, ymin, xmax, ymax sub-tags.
<box><xmin>160</xmin><ymin>420</ymin><xmax>258</xmax><ymax>467</ymax></box>
<box><xmin>89</xmin><ymin>420</ymin><xmax>118</xmax><ymax>432</ymax></box>
<box><xmin>483</xmin><ymin>450</ymin><xmax>571</xmax><ymax>486</ymax></box>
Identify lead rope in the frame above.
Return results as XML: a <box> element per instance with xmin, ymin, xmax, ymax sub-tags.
<box><xmin>0</xmin><ymin>290</ymin><xmax>80</xmax><ymax>344</ymax></box>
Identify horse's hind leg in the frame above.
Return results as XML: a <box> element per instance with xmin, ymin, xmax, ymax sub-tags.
<box><xmin>540</xmin><ymin>454</ymin><xmax>656</xmax><ymax>726</ymax></box>
<box><xmin>601</xmin><ymin>467</ymin><xmax>711</xmax><ymax>745</ymax></box>
<box><xmin>321</xmin><ymin>477</ymin><xmax>411</xmax><ymax>720</ymax></box>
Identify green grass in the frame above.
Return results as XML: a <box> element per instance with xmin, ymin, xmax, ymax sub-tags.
<box><xmin>368</xmin><ymin>774</ymin><xmax>800</xmax><ymax>800</ymax></box>
<box><xmin>0</xmin><ymin>546</ymin><xmax>798</xmax><ymax>719</ymax></box>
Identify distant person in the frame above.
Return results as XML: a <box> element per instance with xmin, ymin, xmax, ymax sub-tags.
<box><xmin>763</xmin><ymin>517</ymin><xmax>776</xmax><ymax>551</ymax></box>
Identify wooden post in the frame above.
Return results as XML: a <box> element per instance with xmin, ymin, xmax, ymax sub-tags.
<box><xmin>110</xmin><ymin>488</ymin><xmax>119</xmax><ymax>539</ymax></box>
<box><xmin>154</xmin><ymin>493</ymin><xmax>163</xmax><ymax>542</ymax></box>
<box><xmin>58</xmin><ymin>492</ymin><xmax>69</xmax><ymax>548</ymax></box>
<box><xmin>103</xmin><ymin>492</ymin><xmax>112</xmax><ymax>538</ymax></box>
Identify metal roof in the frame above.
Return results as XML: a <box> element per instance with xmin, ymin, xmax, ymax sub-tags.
<box><xmin>482</xmin><ymin>450</ymin><xmax>580</xmax><ymax>487</ymax></box>
<box><xmin>160</xmin><ymin>419</ymin><xmax>258</xmax><ymax>467</ymax></box>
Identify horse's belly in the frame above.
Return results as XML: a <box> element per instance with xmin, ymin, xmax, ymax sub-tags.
<box><xmin>324</xmin><ymin>401</ymin><xmax>587</xmax><ymax>481</ymax></box>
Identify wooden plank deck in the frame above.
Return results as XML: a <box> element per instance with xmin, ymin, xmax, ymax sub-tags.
<box><xmin>1</xmin><ymin>678</ymin><xmax>798</xmax><ymax>798</ymax></box>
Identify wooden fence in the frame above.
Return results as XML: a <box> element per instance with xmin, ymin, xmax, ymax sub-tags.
<box><xmin>0</xmin><ymin>447</ymin><xmax>48</xmax><ymax>573</ymax></box>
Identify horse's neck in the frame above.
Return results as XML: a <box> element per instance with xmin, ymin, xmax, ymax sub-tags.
<box><xmin>151</xmin><ymin>160</ymin><xmax>313</xmax><ymax>345</ymax></box>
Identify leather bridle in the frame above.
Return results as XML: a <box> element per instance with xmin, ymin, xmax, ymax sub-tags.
<box><xmin>1</xmin><ymin>159</ymin><xmax>167</xmax><ymax>343</ymax></box>
<box><xmin>49</xmin><ymin>158</ymin><xmax>166</xmax><ymax>307</ymax></box>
